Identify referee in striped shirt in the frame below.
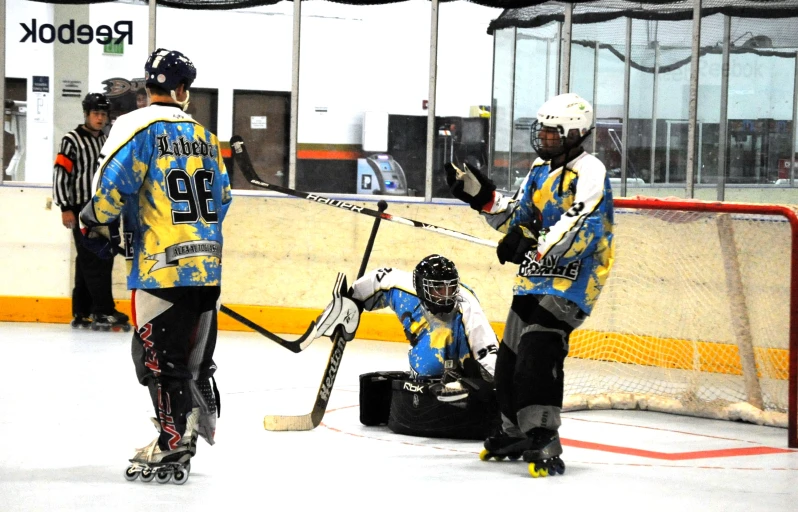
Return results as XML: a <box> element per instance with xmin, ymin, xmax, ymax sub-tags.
<box><xmin>53</xmin><ymin>93</ymin><xmax>119</xmax><ymax>328</ymax></box>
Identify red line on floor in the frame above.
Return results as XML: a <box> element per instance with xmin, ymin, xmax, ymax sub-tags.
<box><xmin>324</xmin><ymin>404</ymin><xmax>796</xmax><ymax>461</ymax></box>
<box><xmin>562</xmin><ymin>439</ymin><xmax>793</xmax><ymax>460</ymax></box>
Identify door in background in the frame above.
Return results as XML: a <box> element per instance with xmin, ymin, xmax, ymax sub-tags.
<box><xmin>3</xmin><ymin>78</ymin><xmax>27</xmax><ymax>180</ymax></box>
<box><xmin>232</xmin><ymin>90</ymin><xmax>289</xmax><ymax>190</ymax></box>
<box><xmin>185</xmin><ymin>88</ymin><xmax>218</xmax><ymax>135</ymax></box>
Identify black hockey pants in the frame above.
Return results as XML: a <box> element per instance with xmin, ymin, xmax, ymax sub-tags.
<box><xmin>495</xmin><ymin>294</ymin><xmax>586</xmax><ymax>433</ymax></box>
<box><xmin>69</xmin><ymin>205</ymin><xmax>115</xmax><ymax>317</ymax></box>
<box><xmin>131</xmin><ymin>286</ymin><xmax>220</xmax><ymax>452</ymax></box>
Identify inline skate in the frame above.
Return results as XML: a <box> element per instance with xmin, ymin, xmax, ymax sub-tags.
<box><xmin>90</xmin><ymin>311</ymin><xmax>131</xmax><ymax>332</ymax></box>
<box><xmin>521</xmin><ymin>427</ymin><xmax>566</xmax><ymax>478</ymax></box>
<box><xmin>70</xmin><ymin>314</ymin><xmax>92</xmax><ymax>329</ymax></box>
<box><xmin>124</xmin><ymin>419</ymin><xmax>196</xmax><ymax>485</ymax></box>
<box><xmin>479</xmin><ymin>430</ymin><xmax>527</xmax><ymax>461</ymax></box>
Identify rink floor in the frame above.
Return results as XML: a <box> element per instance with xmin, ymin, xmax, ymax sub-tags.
<box><xmin>1</xmin><ymin>322</ymin><xmax>796</xmax><ymax>511</ymax></box>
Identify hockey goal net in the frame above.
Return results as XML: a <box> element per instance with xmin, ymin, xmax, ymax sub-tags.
<box><xmin>563</xmin><ymin>197</ymin><xmax>798</xmax><ymax>448</ymax></box>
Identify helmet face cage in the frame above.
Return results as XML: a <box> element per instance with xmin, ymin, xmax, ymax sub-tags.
<box><xmin>530</xmin><ymin>120</ymin><xmax>566</xmax><ymax>160</ymax></box>
<box><xmin>82</xmin><ymin>93</ymin><xmax>110</xmax><ymax>113</ymax></box>
<box><xmin>413</xmin><ymin>255</ymin><xmax>460</xmax><ymax>315</ymax></box>
<box><xmin>145</xmin><ymin>48</ymin><xmax>197</xmax><ymax>92</ymax></box>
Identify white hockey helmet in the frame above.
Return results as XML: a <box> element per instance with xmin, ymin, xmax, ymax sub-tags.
<box><xmin>536</xmin><ymin>92</ymin><xmax>594</xmax><ymax>137</ymax></box>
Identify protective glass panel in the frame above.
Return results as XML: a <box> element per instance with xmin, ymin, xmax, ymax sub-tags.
<box><xmin>434</xmin><ymin>2</ymin><xmax>500</xmax><ymax>198</ymax></box>
<box><xmin>489</xmin><ymin>28</ymin><xmax>515</xmax><ymax>191</ymax></box>
<box><xmin>297</xmin><ymin>0</ymin><xmax>429</xmax><ymax>197</ymax></box>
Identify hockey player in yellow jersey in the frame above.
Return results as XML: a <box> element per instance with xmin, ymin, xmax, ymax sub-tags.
<box><xmin>80</xmin><ymin>48</ymin><xmax>232</xmax><ymax>484</ymax></box>
<box><xmin>446</xmin><ymin>93</ymin><xmax>614</xmax><ymax>477</ymax></box>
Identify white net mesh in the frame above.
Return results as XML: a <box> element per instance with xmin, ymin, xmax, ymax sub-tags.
<box><xmin>564</xmin><ymin>200</ymin><xmax>793</xmax><ymax>427</ymax></box>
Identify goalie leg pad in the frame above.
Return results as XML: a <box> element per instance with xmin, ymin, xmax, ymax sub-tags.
<box><xmin>359</xmin><ymin>371</ymin><xmax>411</xmax><ymax>426</ymax></box>
<box><xmin>387</xmin><ymin>379</ymin><xmax>500</xmax><ymax>440</ymax></box>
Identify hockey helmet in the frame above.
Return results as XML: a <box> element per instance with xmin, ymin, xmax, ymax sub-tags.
<box><xmin>81</xmin><ymin>93</ymin><xmax>110</xmax><ymax>113</ymax></box>
<box><xmin>413</xmin><ymin>255</ymin><xmax>460</xmax><ymax>315</ymax></box>
<box><xmin>144</xmin><ymin>48</ymin><xmax>197</xmax><ymax>92</ymax></box>
<box><xmin>530</xmin><ymin>93</ymin><xmax>594</xmax><ymax>160</ymax></box>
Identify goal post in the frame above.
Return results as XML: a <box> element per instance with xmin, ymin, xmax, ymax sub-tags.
<box><xmin>564</xmin><ymin>197</ymin><xmax>798</xmax><ymax>448</ymax></box>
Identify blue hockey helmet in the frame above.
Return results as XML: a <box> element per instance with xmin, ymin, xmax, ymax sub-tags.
<box><xmin>81</xmin><ymin>93</ymin><xmax>110</xmax><ymax>113</ymax></box>
<box><xmin>144</xmin><ymin>48</ymin><xmax>197</xmax><ymax>92</ymax></box>
<box><xmin>413</xmin><ymin>254</ymin><xmax>460</xmax><ymax>315</ymax></box>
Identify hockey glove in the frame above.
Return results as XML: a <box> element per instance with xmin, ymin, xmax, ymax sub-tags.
<box><xmin>496</xmin><ymin>221</ymin><xmax>541</xmax><ymax>265</ymax></box>
<box><xmin>79</xmin><ymin>222</ymin><xmax>122</xmax><ymax>260</ymax></box>
<box><xmin>444</xmin><ymin>162</ymin><xmax>496</xmax><ymax>211</ymax></box>
<box><xmin>315</xmin><ymin>273</ymin><xmax>362</xmax><ymax>342</ymax></box>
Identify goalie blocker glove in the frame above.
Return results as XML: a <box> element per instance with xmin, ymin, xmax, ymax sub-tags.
<box><xmin>444</xmin><ymin>162</ymin><xmax>496</xmax><ymax>211</ymax></box>
<box><xmin>315</xmin><ymin>273</ymin><xmax>362</xmax><ymax>342</ymax></box>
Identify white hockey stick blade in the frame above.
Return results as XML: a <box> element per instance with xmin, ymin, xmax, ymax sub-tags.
<box><xmin>263</xmin><ymin>414</ymin><xmax>315</xmax><ymax>432</ymax></box>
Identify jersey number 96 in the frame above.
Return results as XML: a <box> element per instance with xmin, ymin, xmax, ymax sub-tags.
<box><xmin>166</xmin><ymin>168</ymin><xmax>218</xmax><ymax>225</ymax></box>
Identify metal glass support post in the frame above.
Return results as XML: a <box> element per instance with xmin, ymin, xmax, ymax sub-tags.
<box><xmin>488</xmin><ymin>34</ymin><xmax>497</xmax><ymax>179</ymax></box>
<box><xmin>508</xmin><ymin>28</ymin><xmax>517</xmax><ymax>192</ymax></box>
<box><xmin>424</xmin><ymin>0</ymin><xmax>440</xmax><ymax>202</ymax></box>
<box><xmin>288</xmin><ymin>0</ymin><xmax>301</xmax><ymax>189</ymax></box>
<box><xmin>620</xmin><ymin>17</ymin><xmax>632</xmax><ymax>197</ymax></box>
<box><xmin>555</xmin><ymin>23</ymin><xmax>562</xmax><ymax>96</ymax></box>
<box><xmin>791</xmin><ymin>51</ymin><xmax>798</xmax><ymax>187</ymax></box>
<box><xmin>561</xmin><ymin>3</ymin><xmax>573</xmax><ymax>94</ymax></box>
<box><xmin>717</xmin><ymin>15</ymin><xmax>731</xmax><ymax>200</ymax></box>
<box><xmin>0</xmin><ymin>0</ymin><xmax>6</xmax><ymax>183</ymax></box>
<box><xmin>686</xmin><ymin>0</ymin><xmax>702</xmax><ymax>198</ymax></box>
<box><xmin>650</xmin><ymin>40</ymin><xmax>659</xmax><ymax>183</ymax></box>
<box><xmin>666</xmin><ymin>121</ymin><xmax>672</xmax><ymax>183</ymax></box>
<box><xmin>148</xmin><ymin>0</ymin><xmax>156</xmax><ymax>53</ymax></box>
<box><xmin>545</xmin><ymin>39</ymin><xmax>551</xmax><ymax>103</ymax></box>
<box><xmin>592</xmin><ymin>41</ymin><xmax>599</xmax><ymax>155</ymax></box>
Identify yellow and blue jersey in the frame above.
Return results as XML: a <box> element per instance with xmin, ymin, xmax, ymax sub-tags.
<box><xmin>483</xmin><ymin>152</ymin><xmax>614</xmax><ymax>315</ymax></box>
<box><xmin>84</xmin><ymin>103</ymin><xmax>232</xmax><ymax>290</ymax></box>
<box><xmin>351</xmin><ymin>268</ymin><xmax>498</xmax><ymax>378</ymax></box>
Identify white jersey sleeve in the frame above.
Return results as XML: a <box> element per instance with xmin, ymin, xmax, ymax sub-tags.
<box><xmin>537</xmin><ymin>152</ymin><xmax>607</xmax><ymax>261</ymax></box>
<box><xmin>456</xmin><ymin>287</ymin><xmax>498</xmax><ymax>377</ymax></box>
<box><xmin>350</xmin><ymin>268</ymin><xmax>414</xmax><ymax>311</ymax></box>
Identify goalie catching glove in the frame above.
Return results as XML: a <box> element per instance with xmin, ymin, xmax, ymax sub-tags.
<box><xmin>444</xmin><ymin>162</ymin><xmax>496</xmax><ymax>211</ymax></box>
<box><xmin>315</xmin><ymin>272</ymin><xmax>362</xmax><ymax>342</ymax></box>
<box><xmin>496</xmin><ymin>218</ymin><xmax>543</xmax><ymax>265</ymax></box>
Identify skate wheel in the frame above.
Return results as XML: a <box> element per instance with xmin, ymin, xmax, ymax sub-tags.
<box><xmin>140</xmin><ymin>467</ymin><xmax>155</xmax><ymax>482</ymax></box>
<box><xmin>551</xmin><ymin>457</ymin><xmax>566</xmax><ymax>475</ymax></box>
<box><xmin>122</xmin><ymin>324</ymin><xmax>131</xmax><ymax>332</ymax></box>
<box><xmin>172</xmin><ymin>463</ymin><xmax>190</xmax><ymax>485</ymax></box>
<box><xmin>508</xmin><ymin>453</ymin><xmax>522</xmax><ymax>461</ymax></box>
<box><xmin>478</xmin><ymin>449</ymin><xmax>491</xmax><ymax>461</ymax></box>
<box><xmin>155</xmin><ymin>469</ymin><xmax>172</xmax><ymax>484</ymax></box>
<box><xmin>528</xmin><ymin>463</ymin><xmax>549</xmax><ymax>478</ymax></box>
<box><xmin>124</xmin><ymin>466</ymin><xmax>139</xmax><ymax>481</ymax></box>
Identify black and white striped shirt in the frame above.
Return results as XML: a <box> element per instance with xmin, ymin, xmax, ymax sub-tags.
<box><xmin>53</xmin><ymin>125</ymin><xmax>107</xmax><ymax>211</ymax></box>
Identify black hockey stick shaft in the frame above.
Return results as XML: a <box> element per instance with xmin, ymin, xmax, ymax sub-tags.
<box><xmin>218</xmin><ymin>304</ymin><xmax>316</xmax><ymax>354</ymax></box>
<box><xmin>264</xmin><ymin>201</ymin><xmax>386</xmax><ymax>431</ymax></box>
<box><xmin>229</xmin><ymin>135</ymin><xmax>496</xmax><ymax>248</ymax></box>
<box><xmin>308</xmin><ymin>200</ymin><xmax>385</xmax><ymax>427</ymax></box>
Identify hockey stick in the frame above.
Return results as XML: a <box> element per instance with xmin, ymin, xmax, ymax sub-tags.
<box><xmin>229</xmin><ymin>135</ymin><xmax>497</xmax><ymax>249</ymax></box>
<box><xmin>263</xmin><ymin>201</ymin><xmax>387</xmax><ymax>431</ymax></box>
<box><xmin>218</xmin><ymin>304</ymin><xmax>316</xmax><ymax>354</ymax></box>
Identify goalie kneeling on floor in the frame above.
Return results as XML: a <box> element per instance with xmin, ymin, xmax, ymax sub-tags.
<box><xmin>352</xmin><ymin>255</ymin><xmax>500</xmax><ymax>440</ymax></box>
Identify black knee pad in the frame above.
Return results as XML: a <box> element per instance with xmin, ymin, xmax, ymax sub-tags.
<box><xmin>359</xmin><ymin>371</ymin><xmax>410</xmax><ymax>426</ymax></box>
<box><xmin>387</xmin><ymin>379</ymin><xmax>500</xmax><ymax>440</ymax></box>
<box><xmin>517</xmin><ymin>331</ymin><xmax>567</xmax><ymax>407</ymax></box>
